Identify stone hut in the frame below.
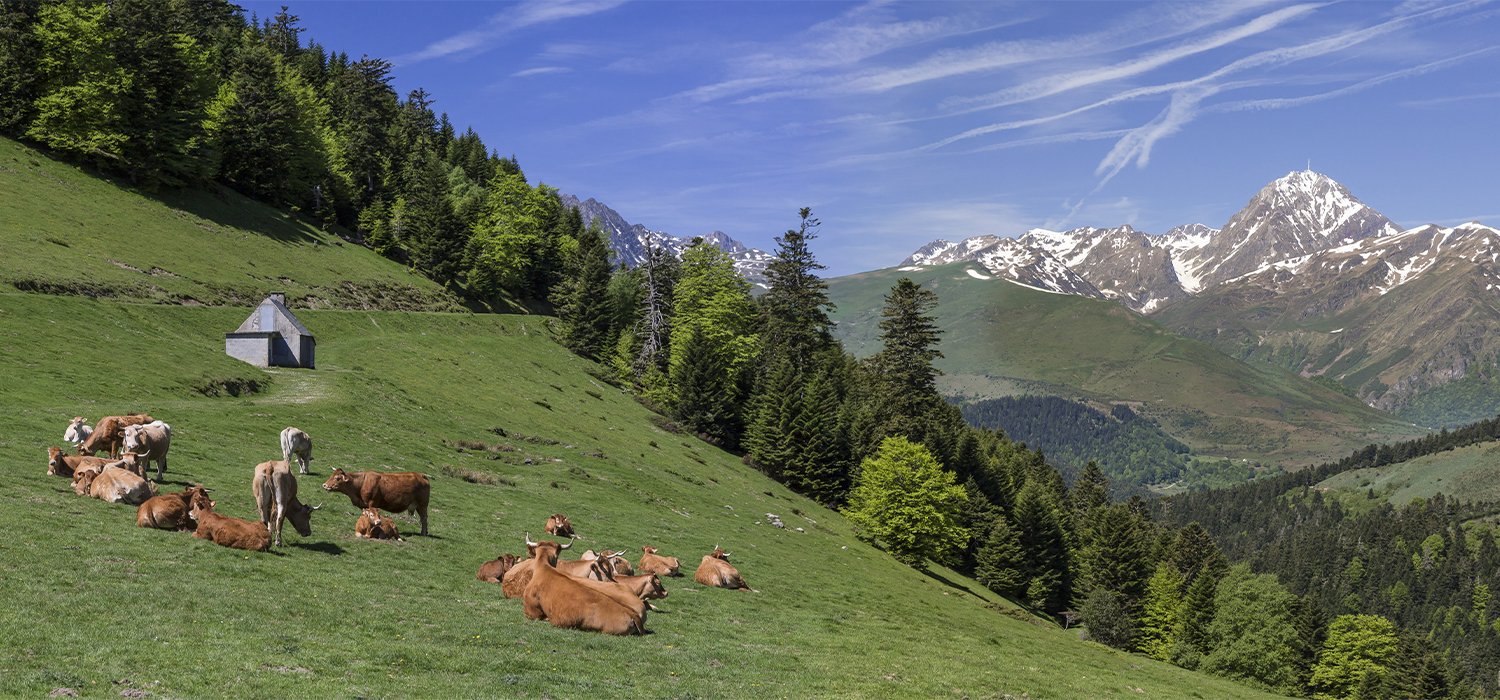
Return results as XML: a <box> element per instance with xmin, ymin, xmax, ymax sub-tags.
<box><xmin>224</xmin><ymin>292</ymin><xmax>315</xmax><ymax>368</ymax></box>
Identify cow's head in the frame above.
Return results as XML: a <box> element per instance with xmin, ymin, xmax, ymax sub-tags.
<box><xmin>287</xmin><ymin>501</ymin><xmax>321</xmax><ymax>537</ymax></box>
<box><xmin>525</xmin><ymin>532</ymin><xmax>572</xmax><ymax>565</ymax></box>
<box><xmin>121</xmin><ymin>424</ymin><xmax>144</xmax><ymax>452</ymax></box>
<box><xmin>47</xmin><ymin>446</ymin><xmax>65</xmax><ymax>475</ymax></box>
<box><xmin>644</xmin><ymin>574</ymin><xmax>668</xmax><ymax>600</ymax></box>
<box><xmin>642</xmin><ymin>545</ymin><xmax>658</xmax><ymax>555</ymax></box>
<box><xmin>72</xmin><ymin>468</ymin><xmax>100</xmax><ymax>495</ymax></box>
<box><xmin>501</xmin><ymin>553</ymin><xmax>519</xmax><ymax>572</ymax></box>
<box><xmin>710</xmin><ymin>546</ymin><xmax>730</xmax><ymax>560</ymax></box>
<box><xmin>322</xmin><ymin>468</ymin><xmax>353</xmax><ymax>493</ymax></box>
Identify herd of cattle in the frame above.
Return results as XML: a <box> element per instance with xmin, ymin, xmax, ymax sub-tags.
<box><xmin>47</xmin><ymin>413</ymin><xmax>756</xmax><ymax>636</ymax></box>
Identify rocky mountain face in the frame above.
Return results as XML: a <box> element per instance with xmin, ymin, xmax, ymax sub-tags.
<box><xmin>894</xmin><ymin>171</ymin><xmax>1500</xmax><ymax>424</ymax></box>
<box><xmin>558</xmin><ymin>194</ymin><xmax>772</xmax><ymax>288</ymax></box>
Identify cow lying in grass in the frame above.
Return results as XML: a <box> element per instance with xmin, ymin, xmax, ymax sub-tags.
<box><xmin>639</xmin><ymin>545</ymin><xmax>681</xmax><ymax>577</ymax></box>
<box><xmin>137</xmin><ymin>486</ymin><xmax>212</xmax><ymax>531</ymax></box>
<box><xmin>354</xmin><ymin>508</ymin><xmax>401</xmax><ymax>540</ymax></box>
<box><xmin>47</xmin><ymin>446</ymin><xmax>109</xmax><ymax>478</ymax></box>
<box><xmin>477</xmin><ymin>553</ymin><xmax>520</xmax><ymax>583</ymax></box>
<box><xmin>613</xmin><ymin>573</ymin><xmax>669</xmax><ymax>611</ymax></box>
<box><xmin>86</xmin><ymin>464</ymin><xmax>156</xmax><ymax>505</ymax></box>
<box><xmin>695</xmin><ymin>547</ymin><xmax>757</xmax><ymax>592</ymax></box>
<box><xmin>190</xmin><ymin>497</ymin><xmax>272</xmax><ymax>552</ymax></box>
<box><xmin>64</xmin><ymin>417</ymin><xmax>92</xmax><ymax>445</ymax></box>
<box><xmin>521</xmin><ymin>534</ymin><xmax>644</xmax><ymax>636</ymax></box>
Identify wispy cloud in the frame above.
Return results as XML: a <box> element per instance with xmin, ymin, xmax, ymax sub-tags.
<box><xmin>1400</xmin><ymin>90</ymin><xmax>1500</xmax><ymax>107</ymax></box>
<box><xmin>395</xmin><ymin>0</ymin><xmax>627</xmax><ymax>65</ymax></box>
<box><xmin>511</xmin><ymin>66</ymin><xmax>573</xmax><ymax>78</ymax></box>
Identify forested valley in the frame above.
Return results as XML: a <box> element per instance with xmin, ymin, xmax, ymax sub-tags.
<box><xmin>7</xmin><ymin>1</ymin><xmax>1500</xmax><ymax>698</ymax></box>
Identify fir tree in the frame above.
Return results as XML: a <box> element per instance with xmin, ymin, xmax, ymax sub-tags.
<box><xmin>1169</xmin><ymin>522</ymin><xmax>1228</xmax><ymax>590</ymax></box>
<box><xmin>0</xmin><ymin>0</ymin><xmax>43</xmax><ymax>135</ymax></box>
<box><xmin>744</xmin><ymin>357</ymin><xmax>801</xmax><ymax>481</ymax></box>
<box><xmin>1012</xmin><ymin>480</ymin><xmax>1072</xmax><ymax>614</ymax></box>
<box><xmin>110</xmin><ymin>0</ymin><xmax>219</xmax><ymax>189</ymax></box>
<box><xmin>871</xmin><ymin>278</ymin><xmax>944</xmax><ymax>430</ymax></box>
<box><xmin>1136</xmin><ymin>563</ymin><xmax>1185</xmax><ymax>660</ymax></box>
<box><xmin>759</xmin><ymin>207</ymin><xmax>833</xmax><ymax>367</ymax></box>
<box><xmin>555</xmin><ymin>217</ymin><xmax>615</xmax><ymax>360</ymax></box>
<box><xmin>1174</xmin><ymin>570</ymin><xmax>1218</xmax><ymax>661</ymax></box>
<box><xmin>671</xmin><ymin>324</ymin><xmax>733</xmax><ymax>443</ymax></box>
<box><xmin>974</xmin><ymin>515</ymin><xmax>1026</xmax><ymax>598</ymax></box>
<box><xmin>781</xmin><ymin>369</ymin><xmax>848</xmax><ymax>503</ymax></box>
<box><xmin>1080</xmin><ymin>504</ymin><xmax>1150</xmax><ymax>604</ymax></box>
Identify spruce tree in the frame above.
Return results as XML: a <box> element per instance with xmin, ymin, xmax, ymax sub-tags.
<box><xmin>1136</xmin><ymin>563</ymin><xmax>1185</xmax><ymax>660</ymax></box>
<box><xmin>0</xmin><ymin>0</ymin><xmax>43</xmax><ymax>135</ymax></box>
<box><xmin>782</xmin><ymin>369</ymin><xmax>848</xmax><ymax>503</ymax></box>
<box><xmin>671</xmin><ymin>324</ymin><xmax>733</xmax><ymax>444</ymax></box>
<box><xmin>111</xmin><ymin>0</ymin><xmax>218</xmax><ymax>189</ymax></box>
<box><xmin>1174</xmin><ymin>570</ymin><xmax>1218</xmax><ymax>659</ymax></box>
<box><xmin>1012</xmin><ymin>480</ymin><xmax>1072</xmax><ymax>614</ymax></box>
<box><xmin>556</xmin><ymin>217</ymin><xmax>615</xmax><ymax>360</ymax></box>
<box><xmin>1080</xmin><ymin>504</ymin><xmax>1150</xmax><ymax>604</ymax></box>
<box><xmin>759</xmin><ymin>207</ymin><xmax>834</xmax><ymax>367</ymax></box>
<box><xmin>1169</xmin><ymin>522</ymin><xmax>1228</xmax><ymax>590</ymax></box>
<box><xmin>871</xmin><ymin>277</ymin><xmax>944</xmax><ymax>432</ymax></box>
<box><xmin>975</xmin><ymin>515</ymin><xmax>1026</xmax><ymax>598</ymax></box>
<box><xmin>744</xmin><ymin>357</ymin><xmax>801</xmax><ymax>481</ymax></box>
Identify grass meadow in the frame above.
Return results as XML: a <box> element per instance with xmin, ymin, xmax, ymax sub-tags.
<box><xmin>0</xmin><ymin>293</ymin><xmax>1286</xmax><ymax>699</ymax></box>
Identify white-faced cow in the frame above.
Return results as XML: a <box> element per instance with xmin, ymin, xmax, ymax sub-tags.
<box><xmin>322</xmin><ymin>468</ymin><xmax>430</xmax><ymax>536</ymax></box>
<box><xmin>280</xmin><ymin>427</ymin><xmax>313</xmax><ymax>475</ymax></box>
<box><xmin>639</xmin><ymin>545</ymin><xmax>682</xmax><ymax>577</ymax></box>
<box><xmin>78</xmin><ymin>414</ymin><xmax>153</xmax><ymax>458</ymax></box>
<box><xmin>121</xmin><ymin>420</ymin><xmax>171</xmax><ymax>481</ymax></box>
<box><xmin>521</xmin><ymin>534</ymin><xmax>644</xmax><ymax>636</ymax></box>
<box><xmin>252</xmin><ymin>460</ymin><xmax>320</xmax><ymax>546</ymax></box>
<box><xmin>694</xmin><ymin>546</ymin><xmax>757</xmax><ymax>592</ymax></box>
<box><xmin>64</xmin><ymin>417</ymin><xmax>92</xmax><ymax>445</ymax></box>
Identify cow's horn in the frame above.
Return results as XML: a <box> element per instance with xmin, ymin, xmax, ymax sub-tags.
<box><xmin>525</xmin><ymin>532</ymin><xmax>537</xmax><ymax>547</ymax></box>
<box><xmin>312</xmin><ymin>503</ymin><xmax>323</xmax><ymax>510</ymax></box>
<box><xmin>559</xmin><ymin>537</ymin><xmax>574</xmax><ymax>550</ymax></box>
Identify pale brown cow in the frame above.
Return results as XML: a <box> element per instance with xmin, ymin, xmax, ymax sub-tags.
<box><xmin>106</xmin><ymin>452</ymin><xmax>149</xmax><ymax>480</ymax></box>
<box><xmin>137</xmin><ymin>486</ymin><xmax>212</xmax><ymax>531</ymax></box>
<box><xmin>322</xmin><ymin>468</ymin><xmax>429</xmax><ymax>536</ymax></box>
<box><xmin>521</xmin><ymin>535</ymin><xmax>643</xmax><ymax>636</ymax></box>
<box><xmin>122</xmin><ymin>421</ymin><xmax>170</xmax><ymax>481</ymax></box>
<box><xmin>556</xmin><ymin>554</ymin><xmax>615</xmax><ymax>581</ymax></box>
<box><xmin>47</xmin><ymin>446</ymin><xmax>110</xmax><ymax>478</ymax></box>
<box><xmin>613</xmin><ymin>573</ymin><xmax>669</xmax><ymax>611</ymax></box>
<box><xmin>252</xmin><ymin>460</ymin><xmax>319</xmax><ymax>546</ymax></box>
<box><xmin>582</xmin><ymin>549</ymin><xmax>636</xmax><ymax>577</ymax></box>
<box><xmin>88</xmin><ymin>465</ymin><xmax>156</xmax><ymax>505</ymax></box>
<box><xmin>77</xmin><ymin>414</ymin><xmax>153</xmax><ymax>458</ymax></box>
<box><xmin>639</xmin><ymin>545</ymin><xmax>682</xmax><ymax>577</ymax></box>
<box><xmin>71</xmin><ymin>463</ymin><xmax>106</xmax><ymax>495</ymax></box>
<box><xmin>694</xmin><ymin>547</ymin><xmax>757</xmax><ymax>592</ymax></box>
<box><xmin>190</xmin><ymin>498</ymin><xmax>272</xmax><ymax>552</ymax></box>
<box><xmin>544</xmin><ymin>514</ymin><xmax>574</xmax><ymax>538</ymax></box>
<box><xmin>502</xmin><ymin>536</ymin><xmax>574</xmax><ymax>598</ymax></box>
<box><xmin>354</xmin><ymin>508</ymin><xmax>401</xmax><ymax>540</ymax></box>
<box><xmin>280</xmin><ymin>427</ymin><xmax>313</xmax><ymax>475</ymax></box>
<box><xmin>476</xmin><ymin>553</ymin><xmax>520</xmax><ymax>583</ymax></box>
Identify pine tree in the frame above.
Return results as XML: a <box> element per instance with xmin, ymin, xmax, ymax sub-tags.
<box><xmin>111</xmin><ymin>0</ymin><xmax>218</xmax><ymax>189</ymax></box>
<box><xmin>744</xmin><ymin>357</ymin><xmax>801</xmax><ymax>481</ymax></box>
<box><xmin>871</xmin><ymin>278</ymin><xmax>944</xmax><ymax>430</ymax></box>
<box><xmin>1080</xmin><ymin>504</ymin><xmax>1150</xmax><ymax>604</ymax></box>
<box><xmin>401</xmin><ymin>146</ymin><xmax>466</xmax><ymax>288</ymax></box>
<box><xmin>555</xmin><ymin>217</ymin><xmax>614</xmax><ymax>360</ymax></box>
<box><xmin>0</xmin><ymin>0</ymin><xmax>44</xmax><ymax>136</ymax></box>
<box><xmin>759</xmin><ymin>207</ymin><xmax>834</xmax><ymax>367</ymax></box>
<box><xmin>1169</xmin><ymin>522</ymin><xmax>1228</xmax><ymax>590</ymax></box>
<box><xmin>671</xmin><ymin>324</ymin><xmax>733</xmax><ymax>443</ymax></box>
<box><xmin>1174</xmin><ymin>569</ymin><xmax>1218</xmax><ymax>662</ymax></box>
<box><xmin>781</xmin><ymin>369</ymin><xmax>848</xmax><ymax>503</ymax></box>
<box><xmin>208</xmin><ymin>41</ymin><xmax>327</xmax><ymax>205</ymax></box>
<box><xmin>1136</xmin><ymin>563</ymin><xmax>1185</xmax><ymax>660</ymax></box>
<box><xmin>1012</xmin><ymin>480</ymin><xmax>1072</xmax><ymax>614</ymax></box>
<box><xmin>974</xmin><ymin>515</ymin><xmax>1026</xmax><ymax>598</ymax></box>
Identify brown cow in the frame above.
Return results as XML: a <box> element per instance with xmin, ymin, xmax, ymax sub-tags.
<box><xmin>639</xmin><ymin>545</ymin><xmax>681</xmax><ymax>577</ymax></box>
<box><xmin>190</xmin><ymin>498</ymin><xmax>272</xmax><ymax>552</ymax></box>
<box><xmin>583</xmin><ymin>549</ymin><xmax>636</xmax><ymax>576</ymax></box>
<box><xmin>694</xmin><ymin>547</ymin><xmax>757</xmax><ymax>592</ymax></box>
<box><xmin>521</xmin><ymin>534</ymin><xmax>643</xmax><ymax>636</ymax></box>
<box><xmin>77</xmin><ymin>414</ymin><xmax>153</xmax><ymax>458</ymax></box>
<box><xmin>502</xmin><ymin>536</ymin><xmax>575</xmax><ymax>599</ymax></box>
<box><xmin>354</xmin><ymin>508</ymin><xmax>401</xmax><ymax>540</ymax></box>
<box><xmin>252</xmin><ymin>460</ymin><xmax>319</xmax><ymax>546</ymax></box>
<box><xmin>89</xmin><ymin>465</ymin><xmax>156</xmax><ymax>505</ymax></box>
<box><xmin>106</xmin><ymin>452</ymin><xmax>148</xmax><ymax>480</ymax></box>
<box><xmin>477</xmin><ymin>553</ymin><xmax>520</xmax><ymax>583</ymax></box>
<box><xmin>47</xmin><ymin>446</ymin><xmax>110</xmax><ymax>478</ymax></box>
<box><xmin>544</xmin><ymin>514</ymin><xmax>574</xmax><ymax>538</ymax></box>
<box><xmin>71</xmin><ymin>463</ymin><xmax>106</xmax><ymax>495</ymax></box>
<box><xmin>137</xmin><ymin>486</ymin><xmax>212</xmax><ymax>531</ymax></box>
<box><xmin>322</xmin><ymin>468</ymin><xmax>429</xmax><ymax>536</ymax></box>
<box><xmin>614</xmin><ymin>573</ymin><xmax>669</xmax><ymax>610</ymax></box>
<box><xmin>557</xmin><ymin>553</ymin><xmax>615</xmax><ymax>581</ymax></box>
<box><xmin>122</xmin><ymin>421</ymin><xmax>170</xmax><ymax>481</ymax></box>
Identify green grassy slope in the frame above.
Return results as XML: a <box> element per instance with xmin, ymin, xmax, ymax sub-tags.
<box><xmin>1312</xmin><ymin>440</ymin><xmax>1500</xmax><ymax>513</ymax></box>
<box><xmin>827</xmin><ymin>263</ymin><xmax>1423</xmax><ymax>466</ymax></box>
<box><xmin>0</xmin><ymin>293</ymin><xmax>1284</xmax><ymax>699</ymax></box>
<box><xmin>0</xmin><ymin>136</ymin><xmax>470</xmax><ymax>312</ymax></box>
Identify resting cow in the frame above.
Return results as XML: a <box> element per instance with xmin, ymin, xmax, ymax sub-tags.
<box><xmin>477</xmin><ymin>553</ymin><xmax>520</xmax><ymax>583</ymax></box>
<box><xmin>71</xmin><ymin>464</ymin><xmax>106</xmax><ymax>495</ymax></box>
<box><xmin>583</xmin><ymin>550</ymin><xmax>635</xmax><ymax>577</ymax></box>
<box><xmin>122</xmin><ymin>421</ymin><xmax>171</xmax><ymax>481</ymax></box>
<box><xmin>639</xmin><ymin>545</ymin><xmax>682</xmax><ymax>577</ymax></box>
<box><xmin>64</xmin><ymin>417</ymin><xmax>92</xmax><ymax>445</ymax></box>
<box><xmin>89</xmin><ymin>465</ymin><xmax>156</xmax><ymax>505</ymax></box>
<box><xmin>521</xmin><ymin>534</ymin><xmax>644</xmax><ymax>636</ymax></box>
<box><xmin>544</xmin><ymin>514</ymin><xmax>574</xmax><ymax>538</ymax></box>
<box><xmin>137</xmin><ymin>486</ymin><xmax>212</xmax><ymax>531</ymax></box>
<box><xmin>252</xmin><ymin>460</ymin><xmax>320</xmax><ymax>546</ymax></box>
<box><xmin>190</xmin><ymin>498</ymin><xmax>272</xmax><ymax>552</ymax></box>
<box><xmin>47</xmin><ymin>446</ymin><xmax>109</xmax><ymax>478</ymax></box>
<box><xmin>354</xmin><ymin>508</ymin><xmax>401</xmax><ymax>540</ymax></box>
<box><xmin>614</xmin><ymin>573</ymin><xmax>669</xmax><ymax>610</ymax></box>
<box><xmin>322</xmin><ymin>468</ymin><xmax>429</xmax><ymax>536</ymax></box>
<box><xmin>502</xmin><ymin>536</ymin><xmax>576</xmax><ymax>599</ymax></box>
<box><xmin>694</xmin><ymin>546</ymin><xmax>757</xmax><ymax>592</ymax></box>
<box><xmin>556</xmin><ymin>554</ymin><xmax>615</xmax><ymax>581</ymax></box>
<box><xmin>77</xmin><ymin>414</ymin><xmax>153</xmax><ymax>458</ymax></box>
<box><xmin>280</xmin><ymin>427</ymin><xmax>313</xmax><ymax>475</ymax></box>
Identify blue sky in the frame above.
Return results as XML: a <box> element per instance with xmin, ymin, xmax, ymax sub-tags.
<box><xmin>244</xmin><ymin>0</ymin><xmax>1500</xmax><ymax>276</ymax></box>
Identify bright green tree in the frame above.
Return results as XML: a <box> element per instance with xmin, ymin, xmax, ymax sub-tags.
<box><xmin>1200</xmin><ymin>565</ymin><xmax>1304</xmax><ymax>694</ymax></box>
<box><xmin>1308</xmin><ymin>614</ymin><xmax>1398</xmax><ymax>700</ymax></box>
<box><xmin>466</xmin><ymin>170</ymin><xmax>564</xmax><ymax>300</ymax></box>
<box><xmin>1136</xmin><ymin>563</ymin><xmax>1185</xmax><ymax>660</ymax></box>
<box><xmin>25</xmin><ymin>2</ymin><xmax>130</xmax><ymax>163</ymax></box>
<box><xmin>668</xmin><ymin>237</ymin><xmax>759</xmax><ymax>403</ymax></box>
<box><xmin>207</xmin><ymin>41</ymin><xmax>329</xmax><ymax>205</ymax></box>
<box><xmin>844</xmin><ymin>436</ymin><xmax>968</xmax><ymax>568</ymax></box>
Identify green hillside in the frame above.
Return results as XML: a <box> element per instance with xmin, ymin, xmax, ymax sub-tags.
<box><xmin>1313</xmin><ymin>439</ymin><xmax>1500</xmax><ymax>512</ymax></box>
<box><xmin>0</xmin><ymin>136</ymin><xmax>473</xmax><ymax>312</ymax></box>
<box><xmin>827</xmin><ymin>263</ymin><xmax>1423</xmax><ymax>466</ymax></box>
<box><xmin>0</xmin><ymin>292</ymin><xmax>1285</xmax><ymax>699</ymax></box>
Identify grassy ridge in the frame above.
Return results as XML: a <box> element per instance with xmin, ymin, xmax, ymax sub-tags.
<box><xmin>1312</xmin><ymin>439</ymin><xmax>1500</xmax><ymax>514</ymax></box>
<box><xmin>0</xmin><ymin>293</ymin><xmax>1282</xmax><ymax>699</ymax></box>
<box><xmin>827</xmin><ymin>263</ymin><xmax>1423</xmax><ymax>466</ymax></box>
<box><xmin>0</xmin><ymin>136</ymin><xmax>469</xmax><ymax>312</ymax></box>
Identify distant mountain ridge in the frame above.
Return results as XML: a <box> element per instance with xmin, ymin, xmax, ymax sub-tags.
<box><xmin>558</xmin><ymin>193</ymin><xmax>772</xmax><ymax>287</ymax></box>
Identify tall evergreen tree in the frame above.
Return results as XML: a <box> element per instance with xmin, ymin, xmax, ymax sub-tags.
<box><xmin>110</xmin><ymin>0</ymin><xmax>218</xmax><ymax>189</ymax></box>
<box><xmin>745</xmin><ymin>356</ymin><xmax>801</xmax><ymax>481</ymax></box>
<box><xmin>871</xmin><ymin>278</ymin><xmax>944</xmax><ymax>429</ymax></box>
<box><xmin>671</xmin><ymin>323</ymin><xmax>734</xmax><ymax>443</ymax></box>
<box><xmin>0</xmin><ymin>0</ymin><xmax>44</xmax><ymax>136</ymax></box>
<box><xmin>1012</xmin><ymin>480</ymin><xmax>1073</xmax><ymax>614</ymax></box>
<box><xmin>1173</xmin><ymin>569</ymin><xmax>1218</xmax><ymax>666</ymax></box>
<box><xmin>975</xmin><ymin>515</ymin><xmax>1026</xmax><ymax>598</ymax></box>
<box><xmin>759</xmin><ymin>207</ymin><xmax>834</xmax><ymax>367</ymax></box>
<box><xmin>1080</xmin><ymin>504</ymin><xmax>1151</xmax><ymax>604</ymax></box>
<box><xmin>1136</xmin><ymin>563</ymin><xmax>1185</xmax><ymax>660</ymax></box>
<box><xmin>555</xmin><ymin>217</ymin><xmax>615</xmax><ymax>360</ymax></box>
<box><xmin>781</xmin><ymin>368</ymin><xmax>848</xmax><ymax>503</ymax></box>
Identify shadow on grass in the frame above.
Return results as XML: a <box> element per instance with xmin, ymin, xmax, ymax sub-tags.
<box><xmin>290</xmin><ymin>541</ymin><xmax>347</xmax><ymax>556</ymax></box>
<box><xmin>919</xmin><ymin>567</ymin><xmax>977</xmax><ymax>594</ymax></box>
<box><xmin>159</xmin><ymin>187</ymin><xmax>324</xmax><ymax>247</ymax></box>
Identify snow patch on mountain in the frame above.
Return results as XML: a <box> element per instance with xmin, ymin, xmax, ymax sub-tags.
<box><xmin>558</xmin><ymin>193</ymin><xmax>773</xmax><ymax>288</ymax></box>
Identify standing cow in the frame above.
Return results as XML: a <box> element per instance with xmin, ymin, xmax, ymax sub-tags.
<box><xmin>694</xmin><ymin>546</ymin><xmax>757</xmax><ymax>592</ymax></box>
<box><xmin>322</xmin><ymin>467</ymin><xmax>430</xmax><ymax>536</ymax></box>
<box><xmin>280</xmin><ymin>427</ymin><xmax>313</xmax><ymax>475</ymax></box>
<box><xmin>252</xmin><ymin>460</ymin><xmax>320</xmax><ymax>546</ymax></box>
<box><xmin>121</xmin><ymin>421</ymin><xmax>170</xmax><ymax>481</ymax></box>
<box><xmin>78</xmin><ymin>414</ymin><xmax>153</xmax><ymax>458</ymax></box>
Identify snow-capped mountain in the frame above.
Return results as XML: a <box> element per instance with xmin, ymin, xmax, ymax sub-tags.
<box><xmin>558</xmin><ymin>194</ymin><xmax>773</xmax><ymax>288</ymax></box>
<box><xmin>1018</xmin><ymin>225</ymin><xmax>1187</xmax><ymax>313</ymax></box>
<box><xmin>900</xmin><ymin>235</ymin><xmax>1102</xmax><ymax>297</ymax></box>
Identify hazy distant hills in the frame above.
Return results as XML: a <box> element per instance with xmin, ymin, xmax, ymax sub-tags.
<box><xmin>895</xmin><ymin>171</ymin><xmax>1499</xmax><ymax>427</ymax></box>
<box><xmin>558</xmin><ymin>193</ymin><xmax>772</xmax><ymax>288</ymax></box>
